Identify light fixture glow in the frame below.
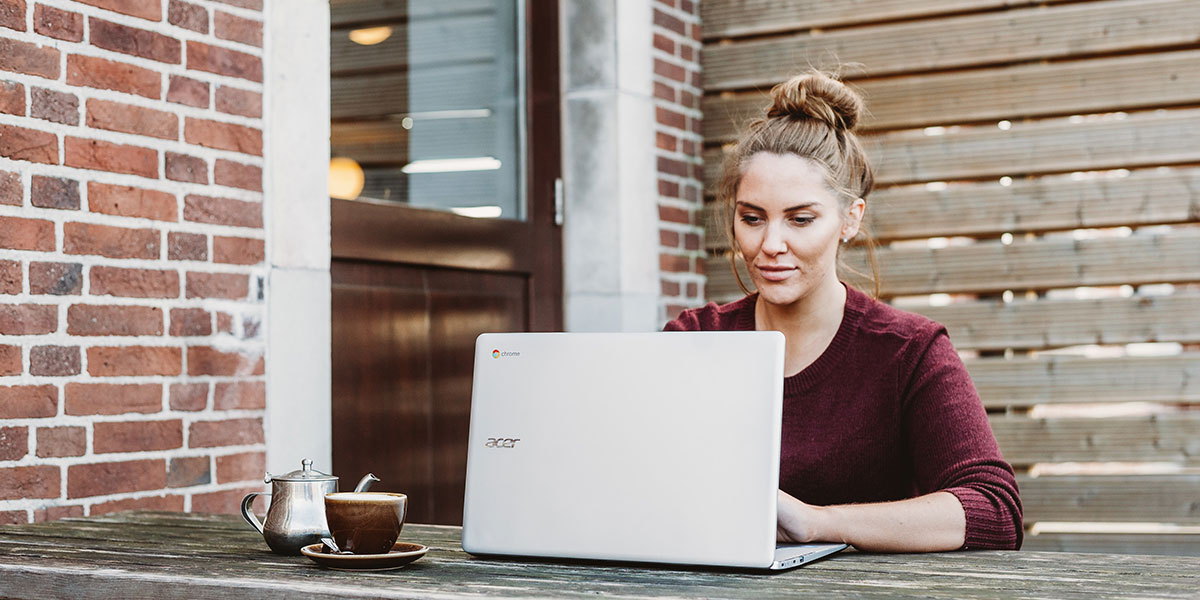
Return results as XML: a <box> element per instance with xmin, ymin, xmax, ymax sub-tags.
<box><xmin>349</xmin><ymin>26</ymin><xmax>392</xmax><ymax>46</ymax></box>
<box><xmin>328</xmin><ymin>157</ymin><xmax>365</xmax><ymax>200</ymax></box>
<box><xmin>450</xmin><ymin>205</ymin><xmax>503</xmax><ymax>219</ymax></box>
<box><xmin>401</xmin><ymin>157</ymin><xmax>501</xmax><ymax>174</ymax></box>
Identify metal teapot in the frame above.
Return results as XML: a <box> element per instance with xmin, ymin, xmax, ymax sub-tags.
<box><xmin>240</xmin><ymin>458</ymin><xmax>379</xmax><ymax>555</ymax></box>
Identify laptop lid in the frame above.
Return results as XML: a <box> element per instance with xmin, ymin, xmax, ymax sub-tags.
<box><xmin>462</xmin><ymin>331</ymin><xmax>785</xmax><ymax>569</ymax></box>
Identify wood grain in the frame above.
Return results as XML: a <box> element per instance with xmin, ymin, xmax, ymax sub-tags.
<box><xmin>991</xmin><ymin>413</ymin><xmax>1200</xmax><ymax>466</ymax></box>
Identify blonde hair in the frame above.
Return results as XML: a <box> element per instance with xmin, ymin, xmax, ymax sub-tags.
<box><xmin>719</xmin><ymin>70</ymin><xmax>880</xmax><ymax>297</ymax></box>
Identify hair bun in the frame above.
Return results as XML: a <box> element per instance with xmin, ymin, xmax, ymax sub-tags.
<box><xmin>766</xmin><ymin>71</ymin><xmax>863</xmax><ymax>130</ymax></box>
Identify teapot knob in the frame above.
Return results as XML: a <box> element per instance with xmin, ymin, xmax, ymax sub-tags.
<box><xmin>302</xmin><ymin>458</ymin><xmax>313</xmax><ymax>473</ymax></box>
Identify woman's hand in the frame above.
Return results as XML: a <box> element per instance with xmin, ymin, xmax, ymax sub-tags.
<box><xmin>776</xmin><ymin>489</ymin><xmax>835</xmax><ymax>544</ymax></box>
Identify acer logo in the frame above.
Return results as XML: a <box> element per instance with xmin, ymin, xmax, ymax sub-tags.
<box><xmin>485</xmin><ymin>438</ymin><xmax>520</xmax><ymax>448</ymax></box>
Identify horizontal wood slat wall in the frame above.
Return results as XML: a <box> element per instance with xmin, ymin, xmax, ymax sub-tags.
<box><xmin>701</xmin><ymin>0</ymin><xmax>1200</xmax><ymax>555</ymax></box>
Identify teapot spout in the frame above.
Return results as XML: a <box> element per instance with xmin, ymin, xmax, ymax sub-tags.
<box><xmin>353</xmin><ymin>473</ymin><xmax>381</xmax><ymax>493</ymax></box>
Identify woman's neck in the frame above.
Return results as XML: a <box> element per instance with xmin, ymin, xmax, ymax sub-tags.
<box><xmin>755</xmin><ymin>277</ymin><xmax>847</xmax><ymax>376</ymax></box>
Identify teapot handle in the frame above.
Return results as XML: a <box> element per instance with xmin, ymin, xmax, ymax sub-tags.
<box><xmin>240</xmin><ymin>492</ymin><xmax>271</xmax><ymax>534</ymax></box>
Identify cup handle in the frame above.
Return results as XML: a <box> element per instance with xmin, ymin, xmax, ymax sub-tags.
<box><xmin>241</xmin><ymin>492</ymin><xmax>271</xmax><ymax>534</ymax></box>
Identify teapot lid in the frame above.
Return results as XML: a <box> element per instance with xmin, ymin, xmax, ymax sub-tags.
<box><xmin>267</xmin><ymin>458</ymin><xmax>337</xmax><ymax>483</ymax></box>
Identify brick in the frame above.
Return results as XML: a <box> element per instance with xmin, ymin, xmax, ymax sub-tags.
<box><xmin>684</xmin><ymin>233</ymin><xmax>701</xmax><ymax>250</ymax></box>
<box><xmin>0</xmin><ymin>510</ymin><xmax>27</xmax><ymax>524</ymax></box>
<box><xmin>31</xmin><ymin>175</ymin><xmax>80</xmax><ymax>210</ymax></box>
<box><xmin>214</xmin><ymin>86</ymin><xmax>261</xmax><ymax>119</ymax></box>
<box><xmin>0</xmin><ymin>344</ymin><xmax>19</xmax><ymax>375</ymax></box>
<box><xmin>654</xmin><ymin>58</ymin><xmax>687</xmax><ymax>83</ymax></box>
<box><xmin>91</xmin><ymin>266</ymin><xmax>180</xmax><ymax>298</ymax></box>
<box><xmin>168</xmin><ymin>0</ymin><xmax>207</xmax><ymax>33</ymax></box>
<box><xmin>653</xmin><ymin>8</ymin><xmax>686</xmax><ymax>35</ymax></box>
<box><xmin>241</xmin><ymin>315</ymin><xmax>260</xmax><ymax>339</ymax></box>
<box><xmin>166</xmin><ymin>455</ymin><xmax>210</xmax><ymax>488</ymax></box>
<box><xmin>87</xmin><ymin>346</ymin><xmax>182</xmax><ymax>376</ymax></box>
<box><xmin>30</xmin><ymin>345</ymin><xmax>81</xmax><ymax>376</ymax></box>
<box><xmin>660</xmin><ymin>253</ymin><xmax>691</xmax><ymax>273</ymax></box>
<box><xmin>0</xmin><ymin>123</ymin><xmax>58</xmax><ymax>164</ymax></box>
<box><xmin>0</xmin><ymin>304</ymin><xmax>56</xmax><ymax>334</ymax></box>
<box><xmin>660</xmin><ymin>229</ymin><xmax>680</xmax><ymax>248</ymax></box>
<box><xmin>74</xmin><ymin>0</ymin><xmax>160</xmax><ymax>21</ymax></box>
<box><xmin>64</xmin><ymin>137</ymin><xmax>158</xmax><ymax>178</ymax></box>
<box><xmin>86</xmin><ymin>99</ymin><xmax>179</xmax><ymax>140</ymax></box>
<box><xmin>183</xmin><ymin>195</ymin><xmax>261</xmax><ymax>228</ymax></box>
<box><xmin>34</xmin><ymin>4</ymin><xmax>83</xmax><ymax>42</ymax></box>
<box><xmin>655</xmin><ymin>106</ymin><xmax>686</xmax><ymax>129</ymax></box>
<box><xmin>186</xmin><ymin>41</ymin><xmax>262</xmax><ymax>82</ymax></box>
<box><xmin>0</xmin><ymin>260</ymin><xmax>18</xmax><ymax>295</ymax></box>
<box><xmin>661</xmin><ymin>279</ymin><xmax>681</xmax><ymax>296</ymax></box>
<box><xmin>681</xmin><ymin>0</ymin><xmax>696</xmax><ymax>14</ymax></box>
<box><xmin>95</xmin><ymin>419</ymin><xmax>182</xmax><ymax>453</ymax></box>
<box><xmin>67</xmin><ymin>304</ymin><xmax>163</xmax><ymax>336</ymax></box>
<box><xmin>0</xmin><ymin>169</ymin><xmax>19</xmax><ymax>205</ymax></box>
<box><xmin>0</xmin><ymin>80</ymin><xmax>23</xmax><ymax>115</ymax></box>
<box><xmin>187</xmin><ymin>347</ymin><xmax>263</xmax><ymax>376</ymax></box>
<box><xmin>36</xmin><ymin>426</ymin><xmax>86</xmax><ymax>457</ymax></box>
<box><xmin>90</xmin><ymin>18</ymin><xmax>181</xmax><ymax>63</ymax></box>
<box><xmin>193</xmin><ymin>486</ymin><xmax>260</xmax><ymax>514</ymax></box>
<box><xmin>65</xmin><ymin>382</ymin><xmax>160</xmax><ymax>415</ymax></box>
<box><xmin>170</xmin><ymin>307</ymin><xmax>211</xmax><ymax>336</ymax></box>
<box><xmin>214</xmin><ymin>11</ymin><xmax>261</xmax><ymax>47</ymax></box>
<box><xmin>34</xmin><ymin>504</ymin><xmax>84</xmax><ymax>522</ymax></box>
<box><xmin>653</xmin><ymin>81</ymin><xmax>675</xmax><ymax>102</ymax></box>
<box><xmin>0</xmin><ymin>0</ymin><xmax>25</xmax><ymax>31</ymax></box>
<box><xmin>67</xmin><ymin>55</ymin><xmax>159</xmax><ymax>99</ymax></box>
<box><xmin>686</xmin><ymin>281</ymin><xmax>700</xmax><ymax>297</ymax></box>
<box><xmin>214</xmin><ymin>159</ymin><xmax>262</xmax><ymax>191</ymax></box>
<box><xmin>189</xmin><ymin>417</ymin><xmax>263</xmax><ymax>448</ymax></box>
<box><xmin>658</xmin><ymin>179</ymin><xmax>680</xmax><ymax>198</ymax></box>
<box><xmin>0</xmin><ymin>38</ymin><xmax>60</xmax><ymax>79</ymax></box>
<box><xmin>87</xmin><ymin>182</ymin><xmax>176</xmax><ymax>223</ymax></box>
<box><xmin>30</xmin><ymin>87</ymin><xmax>79</xmax><ymax>125</ymax></box>
<box><xmin>0</xmin><ymin>465</ymin><xmax>59</xmax><ymax>500</ymax></box>
<box><xmin>0</xmin><ymin>385</ymin><xmax>57</xmax><ymax>418</ymax></box>
<box><xmin>211</xmin><ymin>0</ymin><xmax>261</xmax><ymax>10</ymax></box>
<box><xmin>67</xmin><ymin>458</ymin><xmax>166</xmax><ymax>499</ymax></box>
<box><xmin>166</xmin><ymin>75</ymin><xmax>208</xmax><ymax>108</ymax></box>
<box><xmin>0</xmin><ymin>426</ymin><xmax>28</xmax><ymax>460</ymax></box>
<box><xmin>184</xmin><ymin>117</ymin><xmax>262</xmax><ymax>155</ymax></box>
<box><xmin>64</xmin><ymin>222</ymin><xmax>159</xmax><ymax>259</ymax></box>
<box><xmin>216</xmin><ymin>311</ymin><xmax>233</xmax><ymax>334</ymax></box>
<box><xmin>216</xmin><ymin>451</ymin><xmax>264</xmax><ymax>483</ymax></box>
<box><xmin>186</xmin><ymin>272</ymin><xmax>249</xmax><ymax>299</ymax></box>
<box><xmin>168</xmin><ymin>231</ymin><xmax>208</xmax><ymax>261</ymax></box>
<box><xmin>656</xmin><ymin>131</ymin><xmax>676</xmax><ymax>151</ymax></box>
<box><xmin>653</xmin><ymin>33</ymin><xmax>674</xmax><ymax>54</ymax></box>
<box><xmin>213</xmin><ymin>236</ymin><xmax>263</xmax><ymax>265</ymax></box>
<box><xmin>170</xmin><ymin>382</ymin><xmax>207</xmax><ymax>411</ymax></box>
<box><xmin>165</xmin><ymin>152</ymin><xmax>207</xmax><ymax>184</ymax></box>
<box><xmin>30</xmin><ymin>262</ymin><xmax>83</xmax><ymax>296</ymax></box>
<box><xmin>657</xmin><ymin>156</ymin><xmax>689</xmax><ymax>177</ymax></box>
<box><xmin>87</xmin><ymin>182</ymin><xmax>177</xmax><ymax>222</ymax></box>
<box><xmin>214</xmin><ymin>380</ymin><xmax>264</xmax><ymax>410</ymax></box>
<box><xmin>91</xmin><ymin>494</ymin><xmax>184</xmax><ymax>516</ymax></box>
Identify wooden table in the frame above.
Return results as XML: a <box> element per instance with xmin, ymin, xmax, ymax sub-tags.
<box><xmin>0</xmin><ymin>511</ymin><xmax>1197</xmax><ymax>599</ymax></box>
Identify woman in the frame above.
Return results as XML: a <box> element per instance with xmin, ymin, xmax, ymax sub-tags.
<box><xmin>665</xmin><ymin>71</ymin><xmax>1022</xmax><ymax>552</ymax></box>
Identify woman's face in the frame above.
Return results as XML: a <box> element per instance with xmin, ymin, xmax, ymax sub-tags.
<box><xmin>733</xmin><ymin>152</ymin><xmax>862</xmax><ymax>308</ymax></box>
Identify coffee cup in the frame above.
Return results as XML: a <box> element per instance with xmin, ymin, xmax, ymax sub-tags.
<box><xmin>324</xmin><ymin>492</ymin><xmax>408</xmax><ymax>555</ymax></box>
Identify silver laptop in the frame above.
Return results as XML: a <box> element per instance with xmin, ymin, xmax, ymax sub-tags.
<box><xmin>461</xmin><ymin>332</ymin><xmax>847</xmax><ymax>570</ymax></box>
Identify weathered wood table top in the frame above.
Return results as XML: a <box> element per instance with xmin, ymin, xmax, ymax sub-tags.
<box><xmin>0</xmin><ymin>511</ymin><xmax>1197</xmax><ymax>599</ymax></box>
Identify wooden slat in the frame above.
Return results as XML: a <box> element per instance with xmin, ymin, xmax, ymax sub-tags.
<box><xmin>917</xmin><ymin>293</ymin><xmax>1200</xmax><ymax>352</ymax></box>
<box><xmin>331</xmin><ymin>13</ymin><xmax>496</xmax><ymax>74</ymax></box>
<box><xmin>706</xmin><ymin>228</ymin><xmax>1200</xmax><ymax>299</ymax></box>
<box><xmin>330</xmin><ymin>0</ymin><xmax>494</xmax><ymax>28</ymax></box>
<box><xmin>700</xmin><ymin>0</ymin><xmax>1075</xmax><ymax>40</ymax></box>
<box><xmin>702</xmin><ymin>0</ymin><xmax>1199</xmax><ymax>91</ymax></box>
<box><xmin>1019</xmin><ymin>474</ymin><xmax>1200</xmax><ymax>524</ymax></box>
<box><xmin>703</xmin><ymin>50</ymin><xmax>1200</xmax><ymax>139</ymax></box>
<box><xmin>703</xmin><ymin>108</ymin><xmax>1200</xmax><ymax>188</ymax></box>
<box><xmin>332</xmin><ymin>63</ymin><xmax>496</xmax><ymax>120</ymax></box>
<box><xmin>990</xmin><ymin>414</ymin><xmax>1200</xmax><ymax>466</ymax></box>
<box><xmin>967</xmin><ymin>354</ymin><xmax>1200</xmax><ymax>408</ymax></box>
<box><xmin>332</xmin><ymin>117</ymin><xmax>496</xmax><ymax>164</ymax></box>
<box><xmin>1023</xmin><ymin>532</ymin><xmax>1200</xmax><ymax>557</ymax></box>
<box><xmin>703</xmin><ymin>167</ymin><xmax>1200</xmax><ymax>247</ymax></box>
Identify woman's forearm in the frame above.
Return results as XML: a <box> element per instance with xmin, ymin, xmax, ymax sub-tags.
<box><xmin>780</xmin><ymin>490</ymin><xmax>966</xmax><ymax>553</ymax></box>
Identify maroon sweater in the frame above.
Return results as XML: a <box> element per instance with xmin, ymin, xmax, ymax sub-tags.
<box><xmin>664</xmin><ymin>285</ymin><xmax>1022</xmax><ymax>550</ymax></box>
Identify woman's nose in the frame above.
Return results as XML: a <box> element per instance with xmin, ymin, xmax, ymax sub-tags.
<box><xmin>762</xmin><ymin>222</ymin><xmax>787</xmax><ymax>255</ymax></box>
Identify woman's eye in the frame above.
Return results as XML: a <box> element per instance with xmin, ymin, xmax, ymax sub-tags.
<box><xmin>792</xmin><ymin>216</ymin><xmax>814</xmax><ymax>225</ymax></box>
<box><xmin>739</xmin><ymin>214</ymin><xmax>762</xmax><ymax>224</ymax></box>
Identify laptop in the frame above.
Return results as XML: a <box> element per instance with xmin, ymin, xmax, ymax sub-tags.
<box><xmin>461</xmin><ymin>332</ymin><xmax>847</xmax><ymax>570</ymax></box>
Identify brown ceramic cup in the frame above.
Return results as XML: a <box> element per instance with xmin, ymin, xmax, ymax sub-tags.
<box><xmin>324</xmin><ymin>492</ymin><xmax>408</xmax><ymax>555</ymax></box>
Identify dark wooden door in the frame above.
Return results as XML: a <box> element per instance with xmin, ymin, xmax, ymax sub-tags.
<box><xmin>329</xmin><ymin>0</ymin><xmax>561</xmax><ymax>525</ymax></box>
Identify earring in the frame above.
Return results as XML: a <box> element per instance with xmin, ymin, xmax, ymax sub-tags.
<box><xmin>842</xmin><ymin>236</ymin><xmax>850</xmax><ymax>243</ymax></box>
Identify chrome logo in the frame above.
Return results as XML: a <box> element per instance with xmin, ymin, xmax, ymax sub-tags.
<box><xmin>492</xmin><ymin>349</ymin><xmax>500</xmax><ymax>359</ymax></box>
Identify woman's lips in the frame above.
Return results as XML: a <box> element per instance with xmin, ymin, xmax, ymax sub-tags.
<box><xmin>756</xmin><ymin>264</ymin><xmax>796</xmax><ymax>282</ymax></box>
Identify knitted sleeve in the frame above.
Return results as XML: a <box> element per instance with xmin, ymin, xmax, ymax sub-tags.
<box><xmin>900</xmin><ymin>326</ymin><xmax>1024</xmax><ymax>550</ymax></box>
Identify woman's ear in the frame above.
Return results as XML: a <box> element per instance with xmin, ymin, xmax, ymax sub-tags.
<box><xmin>842</xmin><ymin>198</ymin><xmax>866</xmax><ymax>241</ymax></box>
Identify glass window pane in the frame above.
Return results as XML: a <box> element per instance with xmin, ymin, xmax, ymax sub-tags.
<box><xmin>330</xmin><ymin>0</ymin><xmax>525</xmax><ymax>221</ymax></box>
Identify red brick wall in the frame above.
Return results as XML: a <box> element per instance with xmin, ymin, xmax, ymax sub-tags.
<box><xmin>654</xmin><ymin>0</ymin><xmax>705</xmax><ymax>322</ymax></box>
<box><xmin>0</xmin><ymin>0</ymin><xmax>267</xmax><ymax>524</ymax></box>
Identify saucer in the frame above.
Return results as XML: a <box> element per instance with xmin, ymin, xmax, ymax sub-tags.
<box><xmin>300</xmin><ymin>542</ymin><xmax>428</xmax><ymax>571</ymax></box>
